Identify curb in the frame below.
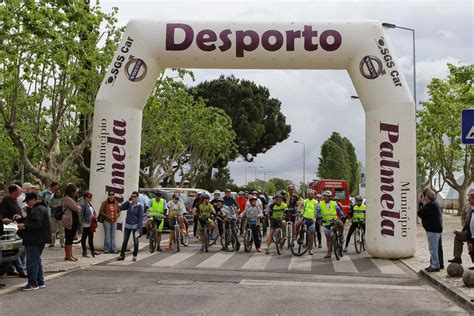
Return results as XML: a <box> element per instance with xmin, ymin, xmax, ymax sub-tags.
<box><xmin>417</xmin><ymin>270</ymin><xmax>474</xmax><ymax>312</ymax></box>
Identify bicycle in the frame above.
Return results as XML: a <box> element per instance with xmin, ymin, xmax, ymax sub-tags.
<box><xmin>270</xmin><ymin>218</ymin><xmax>285</xmax><ymax>255</ymax></box>
<box><xmin>148</xmin><ymin>218</ymin><xmax>162</xmax><ymax>253</ymax></box>
<box><xmin>244</xmin><ymin>218</ymin><xmax>261</xmax><ymax>252</ymax></box>
<box><xmin>284</xmin><ymin>210</ymin><xmax>296</xmax><ymax>249</ymax></box>
<box><xmin>170</xmin><ymin>216</ymin><xmax>189</xmax><ymax>252</ymax></box>
<box><xmin>200</xmin><ymin>217</ymin><xmax>219</xmax><ymax>252</ymax></box>
<box><xmin>330</xmin><ymin>219</ymin><xmax>344</xmax><ymax>260</ymax></box>
<box><xmin>216</xmin><ymin>216</ymin><xmax>236</xmax><ymax>252</ymax></box>
<box><xmin>353</xmin><ymin>220</ymin><xmax>366</xmax><ymax>254</ymax></box>
<box><xmin>290</xmin><ymin>215</ymin><xmax>311</xmax><ymax>257</ymax></box>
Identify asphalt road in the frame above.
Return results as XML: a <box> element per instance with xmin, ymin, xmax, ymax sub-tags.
<box><xmin>0</xmin><ymin>233</ymin><xmax>468</xmax><ymax>315</ymax></box>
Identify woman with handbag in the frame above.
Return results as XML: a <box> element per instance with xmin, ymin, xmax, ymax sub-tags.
<box><xmin>80</xmin><ymin>192</ymin><xmax>99</xmax><ymax>258</ymax></box>
<box><xmin>61</xmin><ymin>183</ymin><xmax>83</xmax><ymax>261</ymax></box>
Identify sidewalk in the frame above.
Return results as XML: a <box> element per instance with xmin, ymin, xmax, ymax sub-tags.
<box><xmin>0</xmin><ymin>242</ymin><xmax>148</xmax><ymax>295</ymax></box>
<box><xmin>400</xmin><ymin>213</ymin><xmax>474</xmax><ymax>310</ymax></box>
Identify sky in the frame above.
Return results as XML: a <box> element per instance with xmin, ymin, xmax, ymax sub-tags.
<box><xmin>101</xmin><ymin>0</ymin><xmax>473</xmax><ymax>186</ymax></box>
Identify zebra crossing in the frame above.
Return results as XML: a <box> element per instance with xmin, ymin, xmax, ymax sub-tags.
<box><xmin>103</xmin><ymin>243</ymin><xmax>408</xmax><ymax>276</ymax></box>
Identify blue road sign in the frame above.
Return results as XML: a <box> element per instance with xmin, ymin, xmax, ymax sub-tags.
<box><xmin>462</xmin><ymin>109</ymin><xmax>474</xmax><ymax>144</ymax></box>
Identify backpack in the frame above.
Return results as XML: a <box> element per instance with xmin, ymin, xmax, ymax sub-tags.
<box><xmin>54</xmin><ymin>206</ymin><xmax>63</xmax><ymax>221</ymax></box>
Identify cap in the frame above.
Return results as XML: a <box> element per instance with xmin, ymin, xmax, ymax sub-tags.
<box><xmin>213</xmin><ymin>190</ymin><xmax>220</xmax><ymax>194</ymax></box>
<box><xmin>23</xmin><ymin>192</ymin><xmax>38</xmax><ymax>203</ymax></box>
<box><xmin>22</xmin><ymin>182</ymin><xmax>35</xmax><ymax>190</ymax></box>
<box><xmin>238</xmin><ymin>191</ymin><xmax>244</xmax><ymax>195</ymax></box>
<box><xmin>224</xmin><ymin>189</ymin><xmax>231</xmax><ymax>192</ymax></box>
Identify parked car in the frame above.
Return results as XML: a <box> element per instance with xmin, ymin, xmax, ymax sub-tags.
<box><xmin>0</xmin><ymin>222</ymin><xmax>24</xmax><ymax>275</ymax></box>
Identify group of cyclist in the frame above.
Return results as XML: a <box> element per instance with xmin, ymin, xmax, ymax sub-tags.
<box><xmin>144</xmin><ymin>184</ymin><xmax>366</xmax><ymax>258</ymax></box>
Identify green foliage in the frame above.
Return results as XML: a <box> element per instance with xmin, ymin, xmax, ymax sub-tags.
<box><xmin>317</xmin><ymin>132</ymin><xmax>360</xmax><ymax>194</ymax></box>
<box><xmin>197</xmin><ymin>167</ymin><xmax>235</xmax><ymax>192</ymax></box>
<box><xmin>140</xmin><ymin>70</ymin><xmax>237</xmax><ymax>187</ymax></box>
<box><xmin>0</xmin><ymin>1</ymin><xmax>122</xmax><ymax>183</ymax></box>
<box><xmin>417</xmin><ymin>63</ymin><xmax>474</xmax><ymax>210</ymax></box>
<box><xmin>192</xmin><ymin>75</ymin><xmax>291</xmax><ymax>161</ymax></box>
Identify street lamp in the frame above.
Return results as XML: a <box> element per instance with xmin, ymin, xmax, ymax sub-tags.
<box><xmin>293</xmin><ymin>140</ymin><xmax>306</xmax><ymax>194</ymax></box>
<box><xmin>248</xmin><ymin>165</ymin><xmax>263</xmax><ymax>191</ymax></box>
<box><xmin>382</xmin><ymin>22</ymin><xmax>417</xmax><ymax>107</ymax></box>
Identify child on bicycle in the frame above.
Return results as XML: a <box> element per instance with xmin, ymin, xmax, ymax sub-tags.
<box><xmin>265</xmin><ymin>194</ymin><xmax>287</xmax><ymax>254</ymax></box>
<box><xmin>166</xmin><ymin>194</ymin><xmax>187</xmax><ymax>251</ymax></box>
<box><xmin>242</xmin><ymin>195</ymin><xmax>263</xmax><ymax>252</ymax></box>
<box><xmin>295</xmin><ymin>189</ymin><xmax>318</xmax><ymax>255</ymax></box>
<box><xmin>193</xmin><ymin>194</ymin><xmax>217</xmax><ymax>252</ymax></box>
<box><xmin>220</xmin><ymin>202</ymin><xmax>242</xmax><ymax>252</ymax></box>
<box><xmin>343</xmin><ymin>195</ymin><xmax>366</xmax><ymax>253</ymax></box>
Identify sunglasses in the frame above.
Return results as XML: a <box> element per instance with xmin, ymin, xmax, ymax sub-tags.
<box><xmin>108</xmin><ymin>193</ymin><xmax>115</xmax><ymax>196</ymax></box>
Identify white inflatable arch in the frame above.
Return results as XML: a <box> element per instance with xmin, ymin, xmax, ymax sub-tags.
<box><xmin>90</xmin><ymin>20</ymin><xmax>416</xmax><ymax>259</ymax></box>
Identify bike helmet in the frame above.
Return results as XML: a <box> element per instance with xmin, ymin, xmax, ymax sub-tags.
<box><xmin>316</xmin><ymin>193</ymin><xmax>322</xmax><ymax>199</ymax></box>
<box><xmin>217</xmin><ymin>198</ymin><xmax>224</xmax><ymax>202</ymax></box>
<box><xmin>323</xmin><ymin>190</ymin><xmax>332</xmax><ymax>197</ymax></box>
<box><xmin>355</xmin><ymin>195</ymin><xmax>363</xmax><ymax>201</ymax></box>
<box><xmin>279</xmin><ymin>190</ymin><xmax>287</xmax><ymax>196</ymax></box>
<box><xmin>213</xmin><ymin>190</ymin><xmax>220</xmax><ymax>194</ymax></box>
<box><xmin>307</xmin><ymin>188</ymin><xmax>315</xmax><ymax>194</ymax></box>
<box><xmin>249</xmin><ymin>195</ymin><xmax>257</xmax><ymax>200</ymax></box>
<box><xmin>224</xmin><ymin>188</ymin><xmax>231</xmax><ymax>193</ymax></box>
<box><xmin>238</xmin><ymin>191</ymin><xmax>244</xmax><ymax>195</ymax></box>
<box><xmin>287</xmin><ymin>184</ymin><xmax>295</xmax><ymax>190</ymax></box>
<box><xmin>273</xmin><ymin>194</ymin><xmax>282</xmax><ymax>200</ymax></box>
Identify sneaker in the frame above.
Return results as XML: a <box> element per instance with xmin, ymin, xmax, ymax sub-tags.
<box><xmin>425</xmin><ymin>267</ymin><xmax>440</xmax><ymax>272</ymax></box>
<box><xmin>39</xmin><ymin>284</ymin><xmax>45</xmax><ymax>289</ymax></box>
<box><xmin>343</xmin><ymin>247</ymin><xmax>348</xmax><ymax>253</ymax></box>
<box><xmin>18</xmin><ymin>272</ymin><xmax>27</xmax><ymax>278</ymax></box>
<box><xmin>48</xmin><ymin>244</ymin><xmax>54</xmax><ymax>248</ymax></box>
<box><xmin>324</xmin><ymin>253</ymin><xmax>331</xmax><ymax>258</ymax></box>
<box><xmin>257</xmin><ymin>248</ymin><xmax>261</xmax><ymax>252</ymax></box>
<box><xmin>308</xmin><ymin>250</ymin><xmax>314</xmax><ymax>256</ymax></box>
<box><xmin>116</xmin><ymin>256</ymin><xmax>125</xmax><ymax>261</ymax></box>
<box><xmin>156</xmin><ymin>247</ymin><xmax>163</xmax><ymax>252</ymax></box>
<box><xmin>21</xmin><ymin>284</ymin><xmax>39</xmax><ymax>291</ymax></box>
<box><xmin>265</xmin><ymin>248</ymin><xmax>270</xmax><ymax>254</ymax></box>
<box><xmin>235</xmin><ymin>244</ymin><xmax>240</xmax><ymax>252</ymax></box>
<box><xmin>318</xmin><ymin>244</ymin><xmax>322</xmax><ymax>248</ymax></box>
<box><xmin>132</xmin><ymin>256</ymin><xmax>137</xmax><ymax>262</ymax></box>
<box><xmin>166</xmin><ymin>244</ymin><xmax>173</xmax><ymax>251</ymax></box>
<box><xmin>200</xmin><ymin>246</ymin><xmax>205</xmax><ymax>252</ymax></box>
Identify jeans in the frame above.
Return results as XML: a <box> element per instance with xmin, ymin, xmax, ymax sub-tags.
<box><xmin>25</xmin><ymin>245</ymin><xmax>45</xmax><ymax>287</ymax></box>
<box><xmin>50</xmin><ymin>216</ymin><xmax>65</xmax><ymax>246</ymax></box>
<box><xmin>80</xmin><ymin>227</ymin><xmax>95</xmax><ymax>252</ymax></box>
<box><xmin>426</xmin><ymin>231</ymin><xmax>441</xmax><ymax>268</ymax></box>
<box><xmin>9</xmin><ymin>256</ymin><xmax>25</xmax><ymax>274</ymax></box>
<box><xmin>120</xmin><ymin>228</ymin><xmax>139</xmax><ymax>257</ymax></box>
<box><xmin>103</xmin><ymin>221</ymin><xmax>117</xmax><ymax>252</ymax></box>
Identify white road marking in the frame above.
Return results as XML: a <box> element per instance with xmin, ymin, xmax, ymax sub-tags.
<box><xmin>151</xmin><ymin>252</ymin><xmax>195</xmax><ymax>267</ymax></box>
<box><xmin>196</xmin><ymin>252</ymin><xmax>236</xmax><ymax>268</ymax></box>
<box><xmin>370</xmin><ymin>258</ymin><xmax>405</xmax><ymax>274</ymax></box>
<box><xmin>241</xmin><ymin>253</ymin><xmax>272</xmax><ymax>270</ymax></box>
<box><xmin>239</xmin><ymin>279</ymin><xmax>433</xmax><ymax>291</ymax></box>
<box><xmin>332</xmin><ymin>255</ymin><xmax>359</xmax><ymax>273</ymax></box>
<box><xmin>107</xmin><ymin>239</ymin><xmax>170</xmax><ymax>266</ymax></box>
<box><xmin>288</xmin><ymin>255</ymin><xmax>313</xmax><ymax>271</ymax></box>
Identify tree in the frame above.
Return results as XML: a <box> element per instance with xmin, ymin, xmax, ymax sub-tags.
<box><xmin>1</xmin><ymin>1</ymin><xmax>122</xmax><ymax>183</ymax></box>
<box><xmin>192</xmin><ymin>75</ymin><xmax>291</xmax><ymax>161</ymax></box>
<box><xmin>140</xmin><ymin>71</ymin><xmax>237</xmax><ymax>188</ymax></box>
<box><xmin>417</xmin><ymin>63</ymin><xmax>474</xmax><ymax>212</ymax></box>
<box><xmin>317</xmin><ymin>132</ymin><xmax>360</xmax><ymax>194</ymax></box>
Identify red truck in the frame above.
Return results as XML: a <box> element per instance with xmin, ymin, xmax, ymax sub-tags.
<box><xmin>309</xmin><ymin>179</ymin><xmax>351</xmax><ymax>215</ymax></box>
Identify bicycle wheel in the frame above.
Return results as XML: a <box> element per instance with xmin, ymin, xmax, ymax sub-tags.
<box><xmin>149</xmin><ymin>230</ymin><xmax>156</xmax><ymax>253</ymax></box>
<box><xmin>286</xmin><ymin>222</ymin><xmax>293</xmax><ymax>249</ymax></box>
<box><xmin>244</xmin><ymin>230</ymin><xmax>252</xmax><ymax>252</ymax></box>
<box><xmin>220</xmin><ymin>227</ymin><xmax>227</xmax><ymax>250</ymax></box>
<box><xmin>226</xmin><ymin>230</ymin><xmax>236</xmax><ymax>252</ymax></box>
<box><xmin>275</xmin><ymin>229</ymin><xmax>282</xmax><ymax>255</ymax></box>
<box><xmin>204</xmin><ymin>226</ymin><xmax>209</xmax><ymax>252</ymax></box>
<box><xmin>175</xmin><ymin>227</ymin><xmax>180</xmax><ymax>252</ymax></box>
<box><xmin>209</xmin><ymin>225</ymin><xmax>219</xmax><ymax>246</ymax></box>
<box><xmin>181</xmin><ymin>230</ymin><xmax>189</xmax><ymax>247</ymax></box>
<box><xmin>333</xmin><ymin>230</ymin><xmax>340</xmax><ymax>261</ymax></box>
<box><xmin>361</xmin><ymin>228</ymin><xmax>366</xmax><ymax>251</ymax></box>
<box><xmin>354</xmin><ymin>226</ymin><xmax>362</xmax><ymax>254</ymax></box>
<box><xmin>290</xmin><ymin>227</ymin><xmax>310</xmax><ymax>256</ymax></box>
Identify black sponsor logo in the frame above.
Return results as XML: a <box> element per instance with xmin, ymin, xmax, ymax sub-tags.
<box><xmin>124</xmin><ymin>56</ymin><xmax>147</xmax><ymax>82</ymax></box>
<box><xmin>360</xmin><ymin>55</ymin><xmax>385</xmax><ymax>79</ymax></box>
<box><xmin>376</xmin><ymin>38</ymin><xmax>402</xmax><ymax>87</ymax></box>
<box><xmin>106</xmin><ymin>37</ymin><xmax>134</xmax><ymax>86</ymax></box>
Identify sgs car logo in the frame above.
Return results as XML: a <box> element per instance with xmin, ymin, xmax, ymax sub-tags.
<box><xmin>124</xmin><ymin>56</ymin><xmax>148</xmax><ymax>82</ymax></box>
<box><xmin>376</xmin><ymin>37</ymin><xmax>402</xmax><ymax>87</ymax></box>
<box><xmin>360</xmin><ymin>55</ymin><xmax>385</xmax><ymax>79</ymax></box>
<box><xmin>105</xmin><ymin>37</ymin><xmax>134</xmax><ymax>85</ymax></box>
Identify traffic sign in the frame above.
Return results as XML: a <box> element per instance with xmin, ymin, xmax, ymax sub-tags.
<box><xmin>461</xmin><ymin>109</ymin><xmax>474</xmax><ymax>144</ymax></box>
